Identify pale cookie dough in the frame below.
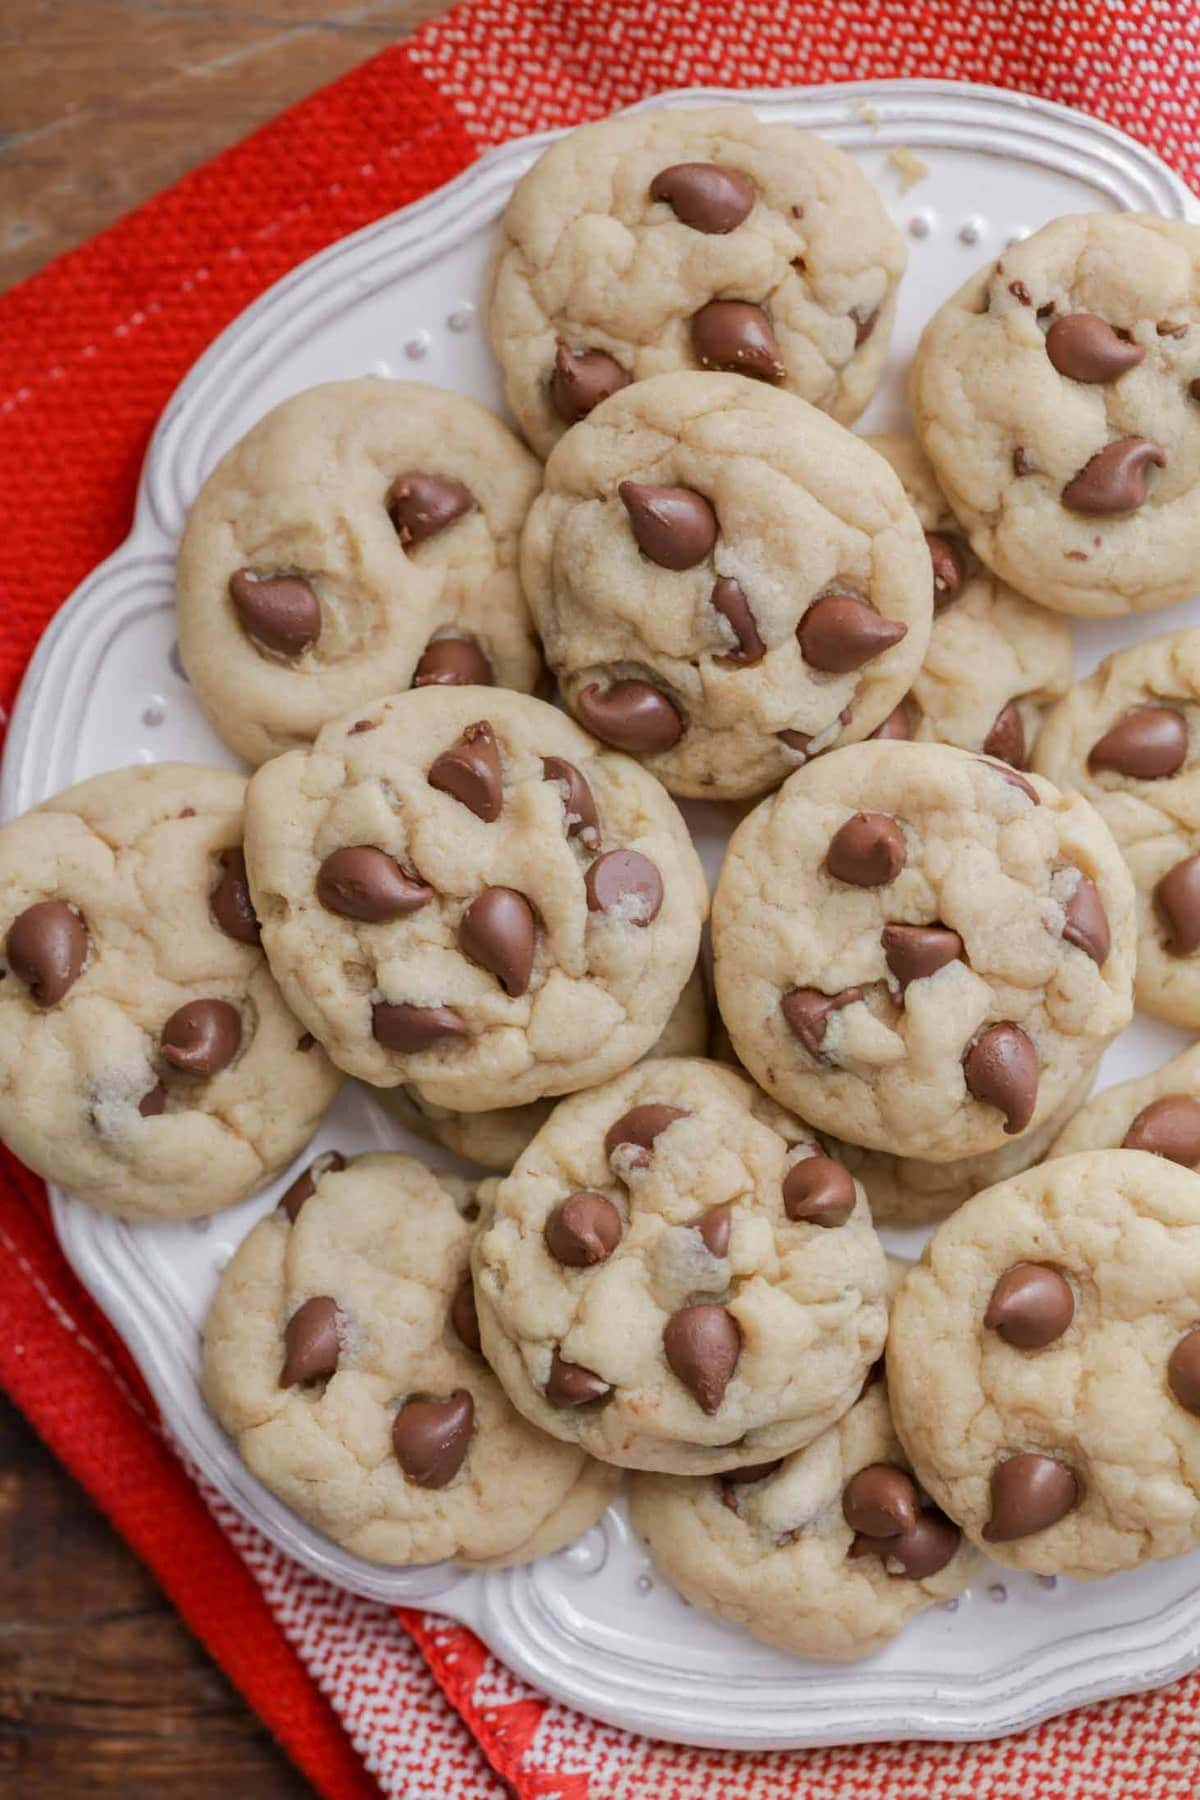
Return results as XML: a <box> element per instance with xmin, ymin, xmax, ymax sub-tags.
<box><xmin>379</xmin><ymin>964</ymin><xmax>709</xmax><ymax>1171</ymax></box>
<box><xmin>1035</xmin><ymin>630</ymin><xmax>1200</xmax><ymax>1027</ymax></box>
<box><xmin>486</xmin><ymin>105</ymin><xmax>906</xmax><ymax>458</ymax></box>
<box><xmin>712</xmin><ymin>740</ymin><xmax>1135</xmax><ymax>1161</ymax></box>
<box><xmin>1049</xmin><ymin>1042</ymin><xmax>1200</xmax><ymax>1173</ymax></box>
<box><xmin>0</xmin><ymin>764</ymin><xmax>341</xmax><ymax>1220</ymax></box>
<box><xmin>472</xmin><ymin>1057</ymin><xmax>888</xmax><ymax>1475</ymax></box>
<box><xmin>520</xmin><ymin>373</ymin><xmax>933</xmax><ymax>799</ymax></box>
<box><xmin>244</xmin><ymin>687</ymin><xmax>707</xmax><ymax>1109</ymax></box>
<box><xmin>912</xmin><ymin>213</ymin><xmax>1200</xmax><ymax>617</ymax></box>
<box><xmin>630</xmin><ymin>1377</ymin><xmax>976</xmax><ymax>1660</ymax></box>
<box><xmin>888</xmin><ymin>1149</ymin><xmax>1200</xmax><ymax>1578</ymax></box>
<box><xmin>202</xmin><ymin>1152</ymin><xmax>618</xmax><ymax>1566</ymax></box>
<box><xmin>866</xmin><ymin>435</ymin><xmax>1073</xmax><ymax>765</ymax></box>
<box><xmin>177</xmin><ymin>380</ymin><xmax>543</xmax><ymax>765</ymax></box>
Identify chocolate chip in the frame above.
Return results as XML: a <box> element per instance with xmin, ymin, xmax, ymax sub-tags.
<box><xmin>317</xmin><ymin>847</ymin><xmax>433</xmax><ymax>921</ymax></box>
<box><xmin>842</xmin><ymin>1464</ymin><xmax>918</xmax><ymax>1538</ymax></box>
<box><xmin>545</xmin><ymin>1191</ymin><xmax>623</xmax><ymax>1267</ymax></box>
<box><xmin>870</xmin><ymin>702</ymin><xmax>911</xmax><ymax>742</ymax></box>
<box><xmin>981</xmin><ymin>701</ymin><xmax>1027</xmax><ymax>769</ymax></box>
<box><xmin>459</xmin><ymin>887</ymin><xmax>536</xmax><ymax>996</ymax></box>
<box><xmin>450</xmin><ymin>1274</ymin><xmax>482</xmax><ymax>1354</ymax></box>
<box><xmin>983</xmin><ymin>1452</ymin><xmax>1079</xmax><ymax>1542</ymax></box>
<box><xmin>780</xmin><ymin>986</ymin><xmax>863</xmax><ymax>1059</ymax></box>
<box><xmin>926</xmin><ymin>532</ymin><xmax>968</xmax><ymax>610</ymax></box>
<box><xmin>1086</xmin><ymin>705</ymin><xmax>1187</xmax><ymax>779</ymax></box>
<box><xmin>984</xmin><ymin>1263</ymin><xmax>1074</xmax><ymax>1349</ymax></box>
<box><xmin>1156</xmin><ymin>854</ymin><xmax>1200</xmax><ymax>954</ymax></box>
<box><xmin>618</xmin><ymin>481</ymin><xmax>718</xmax><ymax>569</ymax></box>
<box><xmin>585</xmin><ymin>849</ymin><xmax>663</xmax><ymax>924</ymax></box>
<box><xmin>372</xmin><ymin>1001</ymin><xmax>468</xmax><ymax>1052</ymax></box>
<box><xmin>392</xmin><ymin>1390</ymin><xmax>474</xmax><ymax>1487</ymax></box>
<box><xmin>6</xmin><ymin>900</ymin><xmax>87</xmax><ymax>1006</ymax></box>
<box><xmin>1045</xmin><ymin>313</ymin><xmax>1147</xmax><ymax>382</ymax></box>
<box><xmin>1013</xmin><ymin>446</ymin><xmax>1034</xmax><ymax>477</ymax></box>
<box><xmin>1158</xmin><ymin>320</ymin><xmax>1189</xmax><ymax>339</ymax></box>
<box><xmin>428</xmin><ymin>720</ymin><xmax>503</xmax><ymax>821</ymax></box>
<box><xmin>778</xmin><ymin>727</ymin><xmax>818</xmax><ymax>755</ymax></box>
<box><xmin>782</xmin><ymin>1154</ymin><xmax>856</xmax><ymax>1226</ymax></box>
<box><xmin>210</xmin><ymin>848</ymin><xmax>261</xmax><ymax>945</ymax></box>
<box><xmin>1167</xmin><ymin>1328</ymin><xmax>1200</xmax><ymax>1414</ymax></box>
<box><xmin>1062</xmin><ymin>438</ymin><xmax>1165</xmax><ymax>514</ymax></box>
<box><xmin>962</xmin><ymin>1022</ymin><xmax>1038</xmax><ymax>1134</ymax></box>
<box><xmin>983</xmin><ymin>760</ymin><xmax>1040</xmax><ymax>804</ymax></box>
<box><xmin>541</xmin><ymin>756</ymin><xmax>600</xmax><ymax>848</ymax></box>
<box><xmin>852</xmin><ymin>1509</ymin><xmax>962</xmax><ymax>1578</ymax></box>
<box><xmin>692</xmin><ymin>1201</ymin><xmax>732</xmax><ymax>1259</ymax></box>
<box><xmin>797</xmin><ymin>594</ymin><xmax>907</xmax><ymax>673</ymax></box>
<box><xmin>650</xmin><ymin>161</ymin><xmax>756</xmax><ymax>232</ymax></box>
<box><xmin>605</xmin><ymin>1102</ymin><xmax>687</xmax><ymax>1167</ymax></box>
<box><xmin>161</xmin><ymin>999</ymin><xmax>241</xmax><ymax>1077</ymax></box>
<box><xmin>1191</xmin><ymin>379</ymin><xmax>1200</xmax><ymax>403</ymax></box>
<box><xmin>826</xmin><ymin>812</ymin><xmax>906</xmax><ymax>887</ymax></box>
<box><xmin>551</xmin><ymin>342</ymin><xmax>631</xmax><ymax>423</ymax></box>
<box><xmin>1122</xmin><ymin>1095</ymin><xmax>1200</xmax><ymax>1166</ymax></box>
<box><xmin>723</xmin><ymin>1459</ymin><xmax>782</xmax><ymax>1485</ymax></box>
<box><xmin>545</xmin><ymin>1351</ymin><xmax>612</xmax><ymax>1407</ymax></box>
<box><xmin>229</xmin><ymin>570</ymin><xmax>320</xmax><ymax>657</ymax></box>
<box><xmin>853</xmin><ymin>307</ymin><xmax>880</xmax><ymax>347</ymax></box>
<box><xmin>663</xmin><ymin>1304</ymin><xmax>741</xmax><ymax>1413</ymax></box>
<box><xmin>413</xmin><ymin>638</ymin><xmax>493</xmax><ymax>688</ymax></box>
<box><xmin>1061</xmin><ymin>875</ymin><xmax>1110</xmax><ymax>965</ymax></box>
<box><xmin>279</xmin><ymin>1150</ymin><xmax>347</xmax><ymax>1223</ymax></box>
<box><xmin>1008</xmin><ymin>279</ymin><xmax>1033</xmax><ymax>305</ymax></box>
<box><xmin>881</xmin><ymin>922</ymin><xmax>964</xmax><ymax>990</ymax></box>
<box><xmin>711</xmin><ymin>576</ymin><xmax>765</xmax><ymax>665</ymax></box>
<box><xmin>138</xmin><ymin>1082</ymin><xmax>167</xmax><ymax>1118</ymax></box>
<box><xmin>348</xmin><ymin>719</ymin><xmax>377</xmax><ymax>736</ymax></box>
<box><xmin>387</xmin><ymin>472</ymin><xmax>474</xmax><ymax>546</ymax></box>
<box><xmin>280</xmin><ymin>1295</ymin><xmax>341</xmax><ymax>1387</ymax></box>
<box><xmin>691</xmin><ymin>300</ymin><xmax>785</xmax><ymax>383</ymax></box>
<box><xmin>576</xmin><ymin>679</ymin><xmax>684</xmax><ymax>754</ymax></box>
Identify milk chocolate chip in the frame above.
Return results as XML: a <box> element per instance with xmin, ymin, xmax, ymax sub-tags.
<box><xmin>392</xmin><ymin>1390</ymin><xmax>474</xmax><ymax>1487</ymax></box>
<box><xmin>161</xmin><ymin>999</ymin><xmax>241</xmax><ymax>1077</ymax></box>
<box><xmin>279</xmin><ymin>1150</ymin><xmax>347</xmax><ymax>1223</ymax></box>
<box><xmin>983</xmin><ymin>1452</ymin><xmax>1079</xmax><ymax>1541</ymax></box>
<box><xmin>545</xmin><ymin>1191</ymin><xmax>623</xmax><ymax>1267</ymax></box>
<box><xmin>691</xmin><ymin>300</ymin><xmax>785</xmax><ymax>383</ymax></box>
<box><xmin>1156</xmin><ymin>854</ymin><xmax>1200</xmax><ymax>954</ymax></box>
<box><xmin>780</xmin><ymin>986</ymin><xmax>863</xmax><ymax>1059</ymax></box>
<box><xmin>881</xmin><ymin>922</ymin><xmax>963</xmax><ymax>990</ymax></box>
<box><xmin>280</xmin><ymin>1296</ymin><xmax>341</xmax><ymax>1387</ymax></box>
<box><xmin>388</xmin><ymin>472</ymin><xmax>474</xmax><ymax>546</ymax></box>
<box><xmin>650</xmin><ymin>162</ymin><xmax>755</xmax><ymax>232</ymax></box>
<box><xmin>211</xmin><ymin>848</ymin><xmax>261</xmax><ymax>945</ymax></box>
<box><xmin>782</xmin><ymin>1154</ymin><xmax>856</xmax><ymax>1226</ymax></box>
<box><xmin>577</xmin><ymin>679</ymin><xmax>684</xmax><ymax>754</ymax></box>
<box><xmin>696</xmin><ymin>1202</ymin><xmax>732</xmax><ymax>1258</ymax></box>
<box><xmin>711</xmin><ymin>577</ymin><xmax>765</xmax><ymax>665</ymax></box>
<box><xmin>962</xmin><ymin>1022</ymin><xmax>1037</xmax><ymax>1134</ymax></box>
<box><xmin>317</xmin><ymin>847</ymin><xmax>433</xmax><ymax>921</ymax></box>
<box><xmin>1061</xmin><ymin>875</ymin><xmax>1110</xmax><ymax>965</ymax></box>
<box><xmin>413</xmin><ymin>638</ymin><xmax>493</xmax><ymax>688</ymax></box>
<box><xmin>1062</xmin><ymin>438</ymin><xmax>1165</xmax><ymax>514</ymax></box>
<box><xmin>372</xmin><ymin>1002</ymin><xmax>468</xmax><ymax>1053</ymax></box>
<box><xmin>852</xmin><ymin>1509</ymin><xmax>961</xmax><ymax>1578</ymax></box>
<box><xmin>6</xmin><ymin>900</ymin><xmax>87</xmax><ymax>1006</ymax></box>
<box><xmin>984</xmin><ymin>1263</ymin><xmax>1074</xmax><ymax>1349</ymax></box>
<box><xmin>551</xmin><ymin>342</ymin><xmax>631</xmax><ymax>423</ymax></box>
<box><xmin>871</xmin><ymin>703</ymin><xmax>911</xmax><ymax>742</ymax></box>
<box><xmin>1167</xmin><ymin>1328</ymin><xmax>1200</xmax><ymax>1415</ymax></box>
<box><xmin>138</xmin><ymin>1083</ymin><xmax>167</xmax><ymax>1118</ymax></box>
<box><xmin>545</xmin><ymin>1350</ymin><xmax>612</xmax><ymax>1408</ymax></box>
<box><xmin>1122</xmin><ymin>1095</ymin><xmax>1200</xmax><ymax>1166</ymax></box>
<box><xmin>450</xmin><ymin>1275</ymin><xmax>481</xmax><ymax>1354</ymax></box>
<box><xmin>842</xmin><ymin>1464</ymin><xmax>918</xmax><ymax>1538</ymax></box>
<box><xmin>926</xmin><ymin>533</ymin><xmax>968</xmax><ymax>610</ymax></box>
<box><xmin>826</xmin><ymin>812</ymin><xmax>906</xmax><ymax>887</ymax></box>
<box><xmin>229</xmin><ymin>570</ymin><xmax>320</xmax><ymax>657</ymax></box>
<box><xmin>428</xmin><ymin>721</ymin><xmax>503</xmax><ymax>821</ymax></box>
<box><xmin>797</xmin><ymin>594</ymin><xmax>907</xmax><ymax>673</ymax></box>
<box><xmin>663</xmin><ymin>1304</ymin><xmax>741</xmax><ymax>1413</ymax></box>
<box><xmin>541</xmin><ymin>757</ymin><xmax>600</xmax><ymax>847</ymax></box>
<box><xmin>1087</xmin><ymin>706</ymin><xmax>1187</xmax><ymax>779</ymax></box>
<box><xmin>459</xmin><ymin>887</ymin><xmax>536</xmax><ymax>996</ymax></box>
<box><xmin>981</xmin><ymin>701</ymin><xmax>1027</xmax><ymax>769</ymax></box>
<box><xmin>619</xmin><ymin>480</ymin><xmax>717</xmax><ymax>569</ymax></box>
<box><xmin>584</xmin><ymin>849</ymin><xmax>663</xmax><ymax>924</ymax></box>
<box><xmin>1045</xmin><ymin>313</ymin><xmax>1146</xmax><ymax>382</ymax></box>
<box><xmin>605</xmin><ymin>1102</ymin><xmax>687</xmax><ymax>1167</ymax></box>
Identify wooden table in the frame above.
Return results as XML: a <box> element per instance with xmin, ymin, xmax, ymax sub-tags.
<box><xmin>1</xmin><ymin>4</ymin><xmax>456</xmax><ymax>1790</ymax></box>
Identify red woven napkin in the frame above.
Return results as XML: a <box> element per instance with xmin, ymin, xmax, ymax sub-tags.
<box><xmin>2</xmin><ymin>4</ymin><xmax>1199</xmax><ymax>1796</ymax></box>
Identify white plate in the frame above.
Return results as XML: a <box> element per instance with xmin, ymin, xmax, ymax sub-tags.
<box><xmin>4</xmin><ymin>80</ymin><xmax>1200</xmax><ymax>1750</ymax></box>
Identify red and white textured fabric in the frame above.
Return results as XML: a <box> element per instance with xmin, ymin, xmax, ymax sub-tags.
<box><xmin>2</xmin><ymin>3</ymin><xmax>1200</xmax><ymax>1796</ymax></box>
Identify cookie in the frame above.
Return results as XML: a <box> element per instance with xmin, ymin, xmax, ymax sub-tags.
<box><xmin>202</xmin><ymin>1152</ymin><xmax>618</xmax><ymax>1566</ymax></box>
<box><xmin>888</xmin><ymin>1149</ymin><xmax>1200</xmax><ymax>1578</ymax></box>
<box><xmin>630</xmin><ymin>1375</ymin><xmax>975</xmax><ymax>1660</ymax></box>
<box><xmin>1049</xmin><ymin>1042</ymin><xmax>1200</xmax><ymax>1172</ymax></box>
<box><xmin>520</xmin><ymin>372</ymin><xmax>933</xmax><ymax>799</ymax></box>
<box><xmin>177</xmin><ymin>380</ymin><xmax>543</xmax><ymax>765</ymax></box>
<box><xmin>866</xmin><ymin>435</ymin><xmax>1073</xmax><ymax>765</ymax></box>
<box><xmin>472</xmin><ymin>1057</ymin><xmax>888</xmax><ymax>1475</ymax></box>
<box><xmin>379</xmin><ymin>963</ymin><xmax>709</xmax><ymax>1171</ymax></box>
<box><xmin>0</xmin><ymin>764</ymin><xmax>341</xmax><ymax>1220</ymax></box>
<box><xmin>912</xmin><ymin>213</ymin><xmax>1200</xmax><ymax>617</ymax></box>
<box><xmin>243</xmin><ymin>687</ymin><xmax>707</xmax><ymax>1109</ymax></box>
<box><xmin>1035</xmin><ymin>630</ymin><xmax>1200</xmax><ymax>1027</ymax></box>
<box><xmin>712</xmin><ymin>740</ymin><xmax>1135</xmax><ymax>1161</ymax></box>
<box><xmin>486</xmin><ymin>105</ymin><xmax>906</xmax><ymax>458</ymax></box>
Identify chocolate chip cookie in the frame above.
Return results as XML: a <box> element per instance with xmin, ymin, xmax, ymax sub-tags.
<box><xmin>912</xmin><ymin>213</ymin><xmax>1200</xmax><ymax>616</ymax></box>
<box><xmin>520</xmin><ymin>372</ymin><xmax>932</xmax><ymax>798</ymax></box>
<box><xmin>202</xmin><ymin>1152</ymin><xmax>618</xmax><ymax>1565</ymax></box>
<box><xmin>243</xmin><ymin>687</ymin><xmax>707</xmax><ymax>1110</ymax></box>
<box><xmin>1049</xmin><ymin>1042</ymin><xmax>1200</xmax><ymax>1172</ymax></box>
<box><xmin>471</xmin><ymin>1057</ymin><xmax>888</xmax><ymax>1474</ymax></box>
<box><xmin>888</xmin><ymin>1149</ymin><xmax>1200</xmax><ymax>1578</ymax></box>
<box><xmin>866</xmin><ymin>435</ymin><xmax>1073</xmax><ymax>764</ymax></box>
<box><xmin>712</xmin><ymin>740</ymin><xmax>1135</xmax><ymax>1161</ymax></box>
<box><xmin>486</xmin><ymin>105</ymin><xmax>906</xmax><ymax>457</ymax></box>
<box><xmin>1035</xmin><ymin>629</ymin><xmax>1200</xmax><ymax>1026</ymax></box>
<box><xmin>177</xmin><ymin>380</ymin><xmax>542</xmax><ymax>765</ymax></box>
<box><xmin>0</xmin><ymin>764</ymin><xmax>341</xmax><ymax>1220</ymax></box>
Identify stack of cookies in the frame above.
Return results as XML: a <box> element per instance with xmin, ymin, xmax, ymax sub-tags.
<box><xmin>4</xmin><ymin>103</ymin><xmax>1200</xmax><ymax>1661</ymax></box>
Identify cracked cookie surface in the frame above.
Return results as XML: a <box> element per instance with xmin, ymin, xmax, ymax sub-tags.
<box><xmin>888</xmin><ymin>1149</ymin><xmax>1200</xmax><ymax>1578</ymax></box>
<box><xmin>712</xmin><ymin>740</ymin><xmax>1135</xmax><ymax>1161</ymax></box>
<box><xmin>177</xmin><ymin>380</ymin><xmax>542</xmax><ymax>765</ymax></box>
<box><xmin>486</xmin><ymin>106</ymin><xmax>906</xmax><ymax>457</ymax></box>
<box><xmin>520</xmin><ymin>372</ymin><xmax>932</xmax><ymax>799</ymax></box>
<box><xmin>912</xmin><ymin>214</ymin><xmax>1200</xmax><ymax>617</ymax></box>
<box><xmin>202</xmin><ymin>1152</ymin><xmax>617</xmax><ymax>1565</ymax></box>
<box><xmin>0</xmin><ymin>763</ymin><xmax>341</xmax><ymax>1220</ymax></box>
<box><xmin>472</xmin><ymin>1057</ymin><xmax>888</xmax><ymax>1474</ymax></box>
<box><xmin>244</xmin><ymin>687</ymin><xmax>707</xmax><ymax>1108</ymax></box>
